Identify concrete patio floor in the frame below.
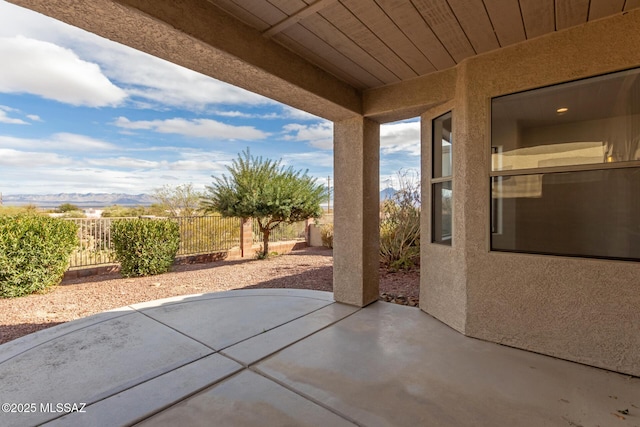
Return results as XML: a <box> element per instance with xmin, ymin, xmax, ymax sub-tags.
<box><xmin>0</xmin><ymin>289</ymin><xmax>638</xmax><ymax>427</ymax></box>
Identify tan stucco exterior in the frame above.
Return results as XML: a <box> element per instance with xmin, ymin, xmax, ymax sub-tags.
<box><xmin>412</xmin><ymin>10</ymin><xmax>640</xmax><ymax>377</ymax></box>
<box><xmin>8</xmin><ymin>0</ymin><xmax>639</xmax><ymax>376</ymax></box>
<box><xmin>333</xmin><ymin>118</ymin><xmax>380</xmax><ymax>307</ymax></box>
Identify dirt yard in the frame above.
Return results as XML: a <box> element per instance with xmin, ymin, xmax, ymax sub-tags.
<box><xmin>0</xmin><ymin>247</ymin><xmax>419</xmax><ymax>344</ymax></box>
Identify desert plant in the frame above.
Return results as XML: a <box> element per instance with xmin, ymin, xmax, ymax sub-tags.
<box><xmin>320</xmin><ymin>223</ymin><xmax>334</xmax><ymax>248</ymax></box>
<box><xmin>57</xmin><ymin>203</ymin><xmax>80</xmax><ymax>213</ymax></box>
<box><xmin>153</xmin><ymin>183</ymin><xmax>204</xmax><ymax>217</ymax></box>
<box><xmin>111</xmin><ymin>218</ymin><xmax>180</xmax><ymax>277</ymax></box>
<box><xmin>0</xmin><ymin>204</ymin><xmax>41</xmax><ymax>216</ymax></box>
<box><xmin>101</xmin><ymin>205</ymin><xmax>149</xmax><ymax>218</ymax></box>
<box><xmin>380</xmin><ymin>171</ymin><xmax>421</xmax><ymax>271</ymax></box>
<box><xmin>0</xmin><ymin>215</ymin><xmax>78</xmax><ymax>298</ymax></box>
<box><xmin>202</xmin><ymin>149</ymin><xmax>325</xmax><ymax>258</ymax></box>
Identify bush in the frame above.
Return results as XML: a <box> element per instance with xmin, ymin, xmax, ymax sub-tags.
<box><xmin>320</xmin><ymin>223</ymin><xmax>334</xmax><ymax>248</ymax></box>
<box><xmin>0</xmin><ymin>215</ymin><xmax>78</xmax><ymax>298</ymax></box>
<box><xmin>380</xmin><ymin>171</ymin><xmax>420</xmax><ymax>271</ymax></box>
<box><xmin>111</xmin><ymin>218</ymin><xmax>180</xmax><ymax>277</ymax></box>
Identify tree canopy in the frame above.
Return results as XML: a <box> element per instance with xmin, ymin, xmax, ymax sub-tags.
<box><xmin>201</xmin><ymin>150</ymin><xmax>325</xmax><ymax>257</ymax></box>
<box><xmin>152</xmin><ymin>183</ymin><xmax>203</xmax><ymax>217</ymax></box>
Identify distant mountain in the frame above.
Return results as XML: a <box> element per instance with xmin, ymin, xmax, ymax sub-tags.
<box><xmin>380</xmin><ymin>187</ymin><xmax>397</xmax><ymax>200</ymax></box>
<box><xmin>1</xmin><ymin>193</ymin><xmax>156</xmax><ymax>208</ymax></box>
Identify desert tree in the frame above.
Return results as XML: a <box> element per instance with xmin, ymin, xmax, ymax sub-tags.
<box><xmin>152</xmin><ymin>183</ymin><xmax>204</xmax><ymax>217</ymax></box>
<box><xmin>201</xmin><ymin>149</ymin><xmax>325</xmax><ymax>258</ymax></box>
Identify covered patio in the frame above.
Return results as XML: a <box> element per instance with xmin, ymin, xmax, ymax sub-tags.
<box><xmin>1</xmin><ymin>289</ymin><xmax>638</xmax><ymax>426</ymax></box>
<box><xmin>2</xmin><ymin>0</ymin><xmax>640</xmax><ymax>424</ymax></box>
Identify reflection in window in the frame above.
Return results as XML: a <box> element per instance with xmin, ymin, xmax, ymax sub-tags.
<box><xmin>432</xmin><ymin>112</ymin><xmax>452</xmax><ymax>246</ymax></box>
<box><xmin>492</xmin><ymin>68</ymin><xmax>640</xmax><ymax>172</ymax></box>
<box><xmin>491</xmin><ymin>67</ymin><xmax>640</xmax><ymax>261</ymax></box>
<box><xmin>432</xmin><ymin>181</ymin><xmax>452</xmax><ymax>244</ymax></box>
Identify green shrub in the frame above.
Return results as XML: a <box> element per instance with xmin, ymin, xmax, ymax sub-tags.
<box><xmin>320</xmin><ymin>223</ymin><xmax>334</xmax><ymax>248</ymax></box>
<box><xmin>0</xmin><ymin>215</ymin><xmax>78</xmax><ymax>298</ymax></box>
<box><xmin>111</xmin><ymin>218</ymin><xmax>180</xmax><ymax>277</ymax></box>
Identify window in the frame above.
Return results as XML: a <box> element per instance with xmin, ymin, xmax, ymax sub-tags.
<box><xmin>491</xmin><ymin>68</ymin><xmax>640</xmax><ymax>261</ymax></box>
<box><xmin>432</xmin><ymin>112</ymin><xmax>452</xmax><ymax>245</ymax></box>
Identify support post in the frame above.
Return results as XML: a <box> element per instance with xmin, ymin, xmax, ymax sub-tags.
<box><xmin>333</xmin><ymin>117</ymin><xmax>380</xmax><ymax>306</ymax></box>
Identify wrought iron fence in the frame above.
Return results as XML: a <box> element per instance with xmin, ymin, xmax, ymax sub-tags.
<box><xmin>65</xmin><ymin>216</ymin><xmax>242</xmax><ymax>269</ymax></box>
<box><xmin>173</xmin><ymin>216</ymin><xmax>241</xmax><ymax>256</ymax></box>
<box><xmin>252</xmin><ymin>220</ymin><xmax>307</xmax><ymax>244</ymax></box>
<box><xmin>66</xmin><ymin>217</ymin><xmax>120</xmax><ymax>268</ymax></box>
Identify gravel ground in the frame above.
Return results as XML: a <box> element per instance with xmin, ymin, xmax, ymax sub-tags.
<box><xmin>0</xmin><ymin>247</ymin><xmax>419</xmax><ymax>345</ymax></box>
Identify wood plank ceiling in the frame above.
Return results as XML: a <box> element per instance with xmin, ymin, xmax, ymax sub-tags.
<box><xmin>206</xmin><ymin>0</ymin><xmax>638</xmax><ymax>90</ymax></box>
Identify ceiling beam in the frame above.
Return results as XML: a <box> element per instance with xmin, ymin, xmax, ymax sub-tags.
<box><xmin>263</xmin><ymin>0</ymin><xmax>337</xmax><ymax>38</ymax></box>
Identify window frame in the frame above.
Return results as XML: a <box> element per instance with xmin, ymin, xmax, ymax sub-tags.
<box><xmin>431</xmin><ymin>111</ymin><xmax>453</xmax><ymax>246</ymax></box>
<box><xmin>489</xmin><ymin>67</ymin><xmax>640</xmax><ymax>261</ymax></box>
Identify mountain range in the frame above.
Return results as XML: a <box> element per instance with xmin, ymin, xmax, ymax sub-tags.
<box><xmin>1</xmin><ymin>193</ymin><xmax>156</xmax><ymax>208</ymax></box>
<box><xmin>2</xmin><ymin>189</ymin><xmax>397</xmax><ymax>209</ymax></box>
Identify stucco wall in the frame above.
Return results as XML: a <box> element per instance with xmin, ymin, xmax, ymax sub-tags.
<box><xmin>421</xmin><ymin>10</ymin><xmax>640</xmax><ymax>376</ymax></box>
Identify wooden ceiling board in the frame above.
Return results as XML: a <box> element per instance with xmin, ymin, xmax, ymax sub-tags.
<box><xmin>588</xmin><ymin>0</ymin><xmax>624</xmax><ymax>20</ymax></box>
<box><xmin>555</xmin><ymin>0</ymin><xmax>590</xmax><ymax>30</ymax></box>
<box><xmin>301</xmin><ymin>12</ymin><xmax>401</xmax><ymax>84</ymax></box>
<box><xmin>446</xmin><ymin>0</ymin><xmax>499</xmax><ymax>53</ymax></box>
<box><xmin>229</xmin><ymin>0</ymin><xmax>288</xmax><ymax>26</ymax></box>
<box><xmin>482</xmin><ymin>0</ymin><xmax>526</xmax><ymax>47</ymax></box>
<box><xmin>411</xmin><ymin>0</ymin><xmax>475</xmax><ymax>63</ymax></box>
<box><xmin>340</xmin><ymin>0</ymin><xmax>435</xmax><ymax>75</ymax></box>
<box><xmin>519</xmin><ymin>0</ymin><xmax>555</xmax><ymax>38</ymax></box>
<box><xmin>375</xmin><ymin>0</ymin><xmax>455</xmax><ymax>70</ymax></box>
<box><xmin>275</xmin><ymin>26</ymin><xmax>379</xmax><ymax>88</ymax></box>
<box><xmin>267</xmin><ymin>0</ymin><xmax>307</xmax><ymax>15</ymax></box>
<box><xmin>319</xmin><ymin>1</ymin><xmax>418</xmax><ymax>80</ymax></box>
<box><xmin>208</xmin><ymin>0</ymin><xmax>272</xmax><ymax>30</ymax></box>
<box><xmin>624</xmin><ymin>0</ymin><xmax>640</xmax><ymax>11</ymax></box>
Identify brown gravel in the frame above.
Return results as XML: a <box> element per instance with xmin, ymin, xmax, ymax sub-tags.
<box><xmin>0</xmin><ymin>247</ymin><xmax>419</xmax><ymax>345</ymax></box>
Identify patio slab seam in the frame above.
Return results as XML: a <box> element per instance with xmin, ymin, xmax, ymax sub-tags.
<box><xmin>213</xmin><ymin>301</ymin><xmax>344</xmax><ymax>353</ymax></box>
<box><xmin>249</xmin><ymin>366</ymin><xmax>363</xmax><ymax>427</ymax></box>
<box><xmin>43</xmin><ymin>353</ymin><xmax>245</xmax><ymax>427</ymax></box>
<box><xmin>130</xmin><ymin>297</ymin><xmax>337</xmax><ymax>353</ymax></box>
<box><xmin>219</xmin><ymin>304</ymin><xmax>364</xmax><ymax>368</ymax></box>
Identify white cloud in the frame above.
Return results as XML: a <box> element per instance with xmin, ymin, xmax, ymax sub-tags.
<box><xmin>0</xmin><ymin>133</ymin><xmax>118</xmax><ymax>151</ymax></box>
<box><xmin>0</xmin><ymin>146</ymin><xmax>228</xmax><ymax>194</ymax></box>
<box><xmin>0</xmin><ymin>36</ymin><xmax>127</xmax><ymax>107</ymax></box>
<box><xmin>212</xmin><ymin>110</ymin><xmax>280</xmax><ymax>119</ymax></box>
<box><xmin>0</xmin><ymin>109</ymin><xmax>28</xmax><ymax>124</ymax></box>
<box><xmin>282</xmin><ymin>151</ymin><xmax>333</xmax><ymax>169</ymax></box>
<box><xmin>114</xmin><ymin>116</ymin><xmax>268</xmax><ymax>140</ymax></box>
<box><xmin>0</xmin><ymin>1</ymin><xmax>287</xmax><ymax>113</ymax></box>
<box><xmin>281</xmin><ymin>106</ymin><xmax>322</xmax><ymax>121</ymax></box>
<box><xmin>213</xmin><ymin>110</ymin><xmax>253</xmax><ymax>118</ymax></box>
<box><xmin>380</xmin><ymin>120</ymin><xmax>421</xmax><ymax>156</ymax></box>
<box><xmin>85</xmin><ymin>156</ymin><xmax>228</xmax><ymax>172</ymax></box>
<box><xmin>87</xmin><ymin>157</ymin><xmax>159</xmax><ymax>169</ymax></box>
<box><xmin>0</xmin><ymin>105</ymin><xmax>42</xmax><ymax>124</ymax></box>
<box><xmin>283</xmin><ymin>122</ymin><xmax>333</xmax><ymax>150</ymax></box>
<box><xmin>0</xmin><ymin>148</ymin><xmax>72</xmax><ymax>166</ymax></box>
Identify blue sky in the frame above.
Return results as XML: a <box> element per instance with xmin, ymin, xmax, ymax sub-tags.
<box><xmin>0</xmin><ymin>0</ymin><xmax>420</xmax><ymax>195</ymax></box>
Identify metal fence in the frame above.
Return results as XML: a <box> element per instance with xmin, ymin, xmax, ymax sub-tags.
<box><xmin>65</xmin><ymin>216</ymin><xmax>241</xmax><ymax>269</ymax></box>
<box><xmin>252</xmin><ymin>220</ymin><xmax>307</xmax><ymax>244</ymax></box>
<box><xmin>174</xmin><ymin>216</ymin><xmax>241</xmax><ymax>256</ymax></box>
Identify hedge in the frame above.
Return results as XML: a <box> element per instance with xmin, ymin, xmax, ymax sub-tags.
<box><xmin>0</xmin><ymin>215</ymin><xmax>78</xmax><ymax>298</ymax></box>
<box><xmin>111</xmin><ymin>218</ymin><xmax>180</xmax><ymax>277</ymax></box>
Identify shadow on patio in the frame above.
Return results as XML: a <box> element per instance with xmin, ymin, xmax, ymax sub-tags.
<box><xmin>0</xmin><ymin>289</ymin><xmax>638</xmax><ymax>426</ymax></box>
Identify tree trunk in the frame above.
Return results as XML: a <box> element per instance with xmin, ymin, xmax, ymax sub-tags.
<box><xmin>262</xmin><ymin>228</ymin><xmax>270</xmax><ymax>257</ymax></box>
